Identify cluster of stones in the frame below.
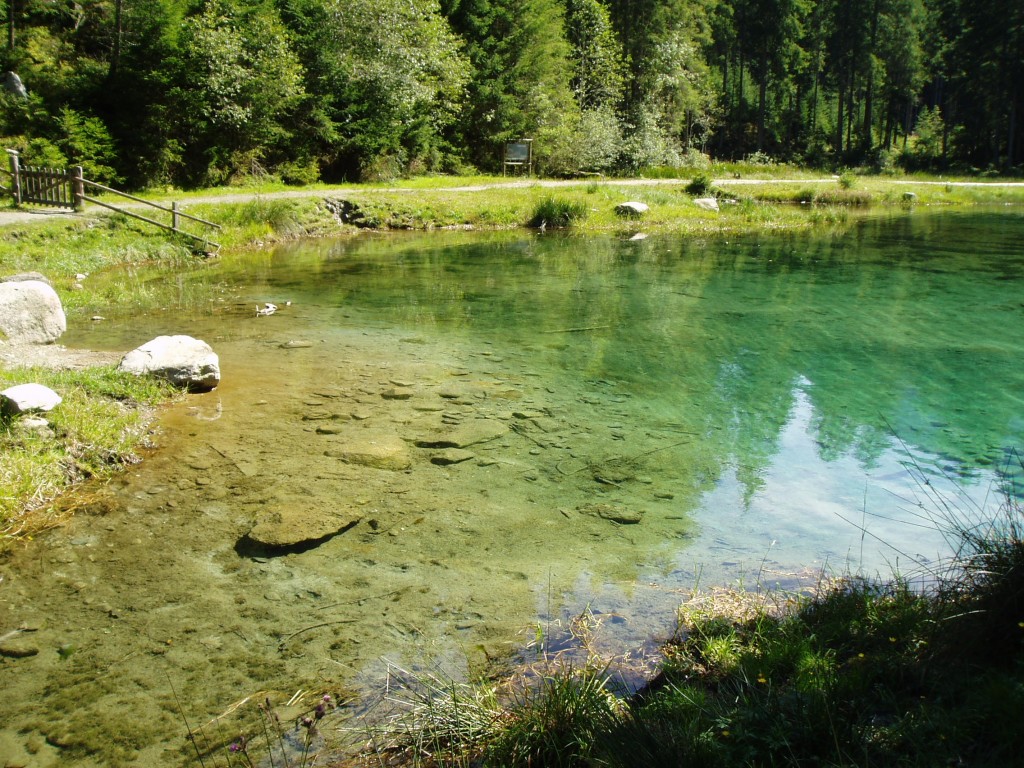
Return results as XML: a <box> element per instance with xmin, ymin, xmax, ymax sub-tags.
<box><xmin>1</xmin><ymin>272</ymin><xmax>221</xmax><ymax>436</ymax></box>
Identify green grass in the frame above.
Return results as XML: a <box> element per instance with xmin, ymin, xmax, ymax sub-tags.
<box><xmin>0</xmin><ymin>366</ymin><xmax>179</xmax><ymax>542</ymax></box>
<box><xmin>529</xmin><ymin>196</ymin><xmax>590</xmax><ymax>228</ymax></box>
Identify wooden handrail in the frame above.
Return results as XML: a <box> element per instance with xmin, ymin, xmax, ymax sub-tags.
<box><xmin>83</xmin><ymin>179</ymin><xmax>221</xmax><ymax>230</ymax></box>
<box><xmin>3</xmin><ymin>149</ymin><xmax>221</xmax><ymax>251</ymax></box>
<box><xmin>82</xmin><ymin>195</ymin><xmax>221</xmax><ymax>250</ymax></box>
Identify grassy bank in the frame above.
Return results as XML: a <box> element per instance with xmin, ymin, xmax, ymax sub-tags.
<box><xmin>0</xmin><ymin>366</ymin><xmax>179</xmax><ymax>542</ymax></box>
<box><xmin>355</xmin><ymin>487</ymin><xmax>1024</xmax><ymax>767</ymax></box>
<box><xmin>4</xmin><ymin>171</ymin><xmax>1024</xmax><ymax>299</ymax></box>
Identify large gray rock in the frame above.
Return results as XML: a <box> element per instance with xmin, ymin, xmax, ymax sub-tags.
<box><xmin>118</xmin><ymin>335</ymin><xmax>220</xmax><ymax>391</ymax></box>
<box><xmin>615</xmin><ymin>201</ymin><xmax>649</xmax><ymax>218</ymax></box>
<box><xmin>1</xmin><ymin>272</ymin><xmax>51</xmax><ymax>286</ymax></box>
<box><xmin>0</xmin><ymin>280</ymin><xmax>66</xmax><ymax>343</ymax></box>
<box><xmin>694</xmin><ymin>197</ymin><xmax>720</xmax><ymax>212</ymax></box>
<box><xmin>1</xmin><ymin>383</ymin><xmax>62</xmax><ymax>417</ymax></box>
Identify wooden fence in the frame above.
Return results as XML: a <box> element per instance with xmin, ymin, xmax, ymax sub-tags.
<box><xmin>2</xmin><ymin>149</ymin><xmax>220</xmax><ymax>251</ymax></box>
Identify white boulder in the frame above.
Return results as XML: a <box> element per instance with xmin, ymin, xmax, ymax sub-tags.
<box><xmin>1</xmin><ymin>383</ymin><xmax>62</xmax><ymax>416</ymax></box>
<box><xmin>0</xmin><ymin>280</ymin><xmax>66</xmax><ymax>343</ymax></box>
<box><xmin>615</xmin><ymin>201</ymin><xmax>649</xmax><ymax>218</ymax></box>
<box><xmin>118</xmin><ymin>335</ymin><xmax>220</xmax><ymax>391</ymax></box>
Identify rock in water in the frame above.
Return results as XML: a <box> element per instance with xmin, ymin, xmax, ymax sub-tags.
<box><xmin>243</xmin><ymin>506</ymin><xmax>361</xmax><ymax>553</ymax></box>
<box><xmin>578</xmin><ymin>502</ymin><xmax>644</xmax><ymax>525</ymax></box>
<box><xmin>0</xmin><ymin>280</ymin><xmax>66</xmax><ymax>343</ymax></box>
<box><xmin>118</xmin><ymin>335</ymin><xmax>220</xmax><ymax>391</ymax></box>
<box><xmin>415</xmin><ymin>419</ymin><xmax>509</xmax><ymax>449</ymax></box>
<box><xmin>324</xmin><ymin>433</ymin><xmax>412</xmax><ymax>470</ymax></box>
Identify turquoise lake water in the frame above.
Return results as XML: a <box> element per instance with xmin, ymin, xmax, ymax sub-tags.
<box><xmin>2</xmin><ymin>209</ymin><xmax>1022</xmax><ymax>765</ymax></box>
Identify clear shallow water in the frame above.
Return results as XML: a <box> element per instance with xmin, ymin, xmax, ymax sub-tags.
<box><xmin>2</xmin><ymin>210</ymin><xmax>1023</xmax><ymax>765</ymax></box>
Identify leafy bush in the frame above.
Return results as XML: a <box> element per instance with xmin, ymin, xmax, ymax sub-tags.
<box><xmin>360</xmin><ymin>153</ymin><xmax>405</xmax><ymax>183</ymax></box>
<box><xmin>685</xmin><ymin>173</ymin><xmax>714</xmax><ymax>196</ymax></box>
<box><xmin>56</xmin><ymin>107</ymin><xmax>123</xmax><ymax>186</ymax></box>
<box><xmin>744</xmin><ymin>150</ymin><xmax>776</xmax><ymax>166</ymax></box>
<box><xmin>619</xmin><ymin>100</ymin><xmax>683</xmax><ymax>173</ymax></box>
<box><xmin>278</xmin><ymin>158</ymin><xmax>321</xmax><ymax>186</ymax></box>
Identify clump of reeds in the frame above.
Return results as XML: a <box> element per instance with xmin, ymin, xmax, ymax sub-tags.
<box><xmin>528</xmin><ymin>196</ymin><xmax>589</xmax><ymax>228</ymax></box>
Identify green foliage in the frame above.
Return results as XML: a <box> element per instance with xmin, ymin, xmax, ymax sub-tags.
<box><xmin>56</xmin><ymin>108</ymin><xmax>122</xmax><ymax>186</ymax></box>
<box><xmin>901</xmin><ymin>107</ymin><xmax>949</xmax><ymax>171</ymax></box>
<box><xmin>285</xmin><ymin>0</ymin><xmax>469</xmax><ymax>181</ymax></box>
<box><xmin>545</xmin><ymin>106</ymin><xmax>622</xmax><ymax>176</ymax></box>
<box><xmin>619</xmin><ymin>99</ymin><xmax>683</xmax><ymax>173</ymax></box>
<box><xmin>564</xmin><ymin>0</ymin><xmax>626</xmax><ymax>110</ymax></box>
<box><xmin>487</xmin><ymin>668</ymin><xmax>622</xmax><ymax>767</ymax></box>
<box><xmin>170</xmin><ymin>0</ymin><xmax>306</xmax><ymax>185</ymax></box>
<box><xmin>685</xmin><ymin>173</ymin><xmax>714</xmax><ymax>196</ymax></box>
<box><xmin>529</xmin><ymin>196</ymin><xmax>589</xmax><ymax>228</ymax></box>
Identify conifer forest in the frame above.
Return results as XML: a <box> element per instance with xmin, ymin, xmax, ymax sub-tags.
<box><xmin>2</xmin><ymin>0</ymin><xmax>1020</xmax><ymax>188</ymax></box>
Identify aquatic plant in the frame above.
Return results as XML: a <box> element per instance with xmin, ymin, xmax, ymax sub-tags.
<box><xmin>170</xmin><ymin>684</ymin><xmax>337</xmax><ymax>768</ymax></box>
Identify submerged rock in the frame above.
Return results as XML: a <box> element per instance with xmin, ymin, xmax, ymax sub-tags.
<box><xmin>243</xmin><ymin>506</ymin><xmax>361</xmax><ymax>552</ymax></box>
<box><xmin>325</xmin><ymin>433</ymin><xmax>411</xmax><ymax>470</ymax></box>
<box><xmin>0</xmin><ymin>639</ymin><xmax>40</xmax><ymax>658</ymax></box>
<box><xmin>578</xmin><ymin>502</ymin><xmax>644</xmax><ymax>525</ymax></box>
<box><xmin>431</xmin><ymin>448</ymin><xmax>475</xmax><ymax>465</ymax></box>
<box><xmin>415</xmin><ymin>419</ymin><xmax>509</xmax><ymax>449</ymax></box>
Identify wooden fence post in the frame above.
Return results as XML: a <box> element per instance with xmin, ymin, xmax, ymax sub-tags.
<box><xmin>172</xmin><ymin>202</ymin><xmax>179</xmax><ymax>232</ymax></box>
<box><xmin>7</xmin><ymin>149</ymin><xmax>21</xmax><ymax>205</ymax></box>
<box><xmin>71</xmin><ymin>166</ymin><xmax>85</xmax><ymax>211</ymax></box>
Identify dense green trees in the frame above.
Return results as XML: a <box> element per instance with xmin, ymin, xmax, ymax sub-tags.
<box><xmin>1</xmin><ymin>0</ymin><xmax>1019</xmax><ymax>188</ymax></box>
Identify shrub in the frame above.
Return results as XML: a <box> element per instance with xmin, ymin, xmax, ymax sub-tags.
<box><xmin>277</xmin><ymin>158</ymin><xmax>320</xmax><ymax>186</ymax></box>
<box><xmin>744</xmin><ymin>150</ymin><xmax>776</xmax><ymax>166</ymax></box>
<box><xmin>529</xmin><ymin>196</ymin><xmax>589</xmax><ymax>228</ymax></box>
<box><xmin>488</xmin><ymin>669</ymin><xmax>622</xmax><ymax>768</ymax></box>
<box><xmin>685</xmin><ymin>173</ymin><xmax>714</xmax><ymax>196</ymax></box>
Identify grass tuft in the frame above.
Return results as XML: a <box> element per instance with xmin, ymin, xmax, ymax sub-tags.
<box><xmin>529</xmin><ymin>196</ymin><xmax>589</xmax><ymax>228</ymax></box>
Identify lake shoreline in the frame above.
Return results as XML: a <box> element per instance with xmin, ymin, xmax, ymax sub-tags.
<box><xmin>3</xmin><ymin>177</ymin><xmax>1024</xmax><ymax>544</ymax></box>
